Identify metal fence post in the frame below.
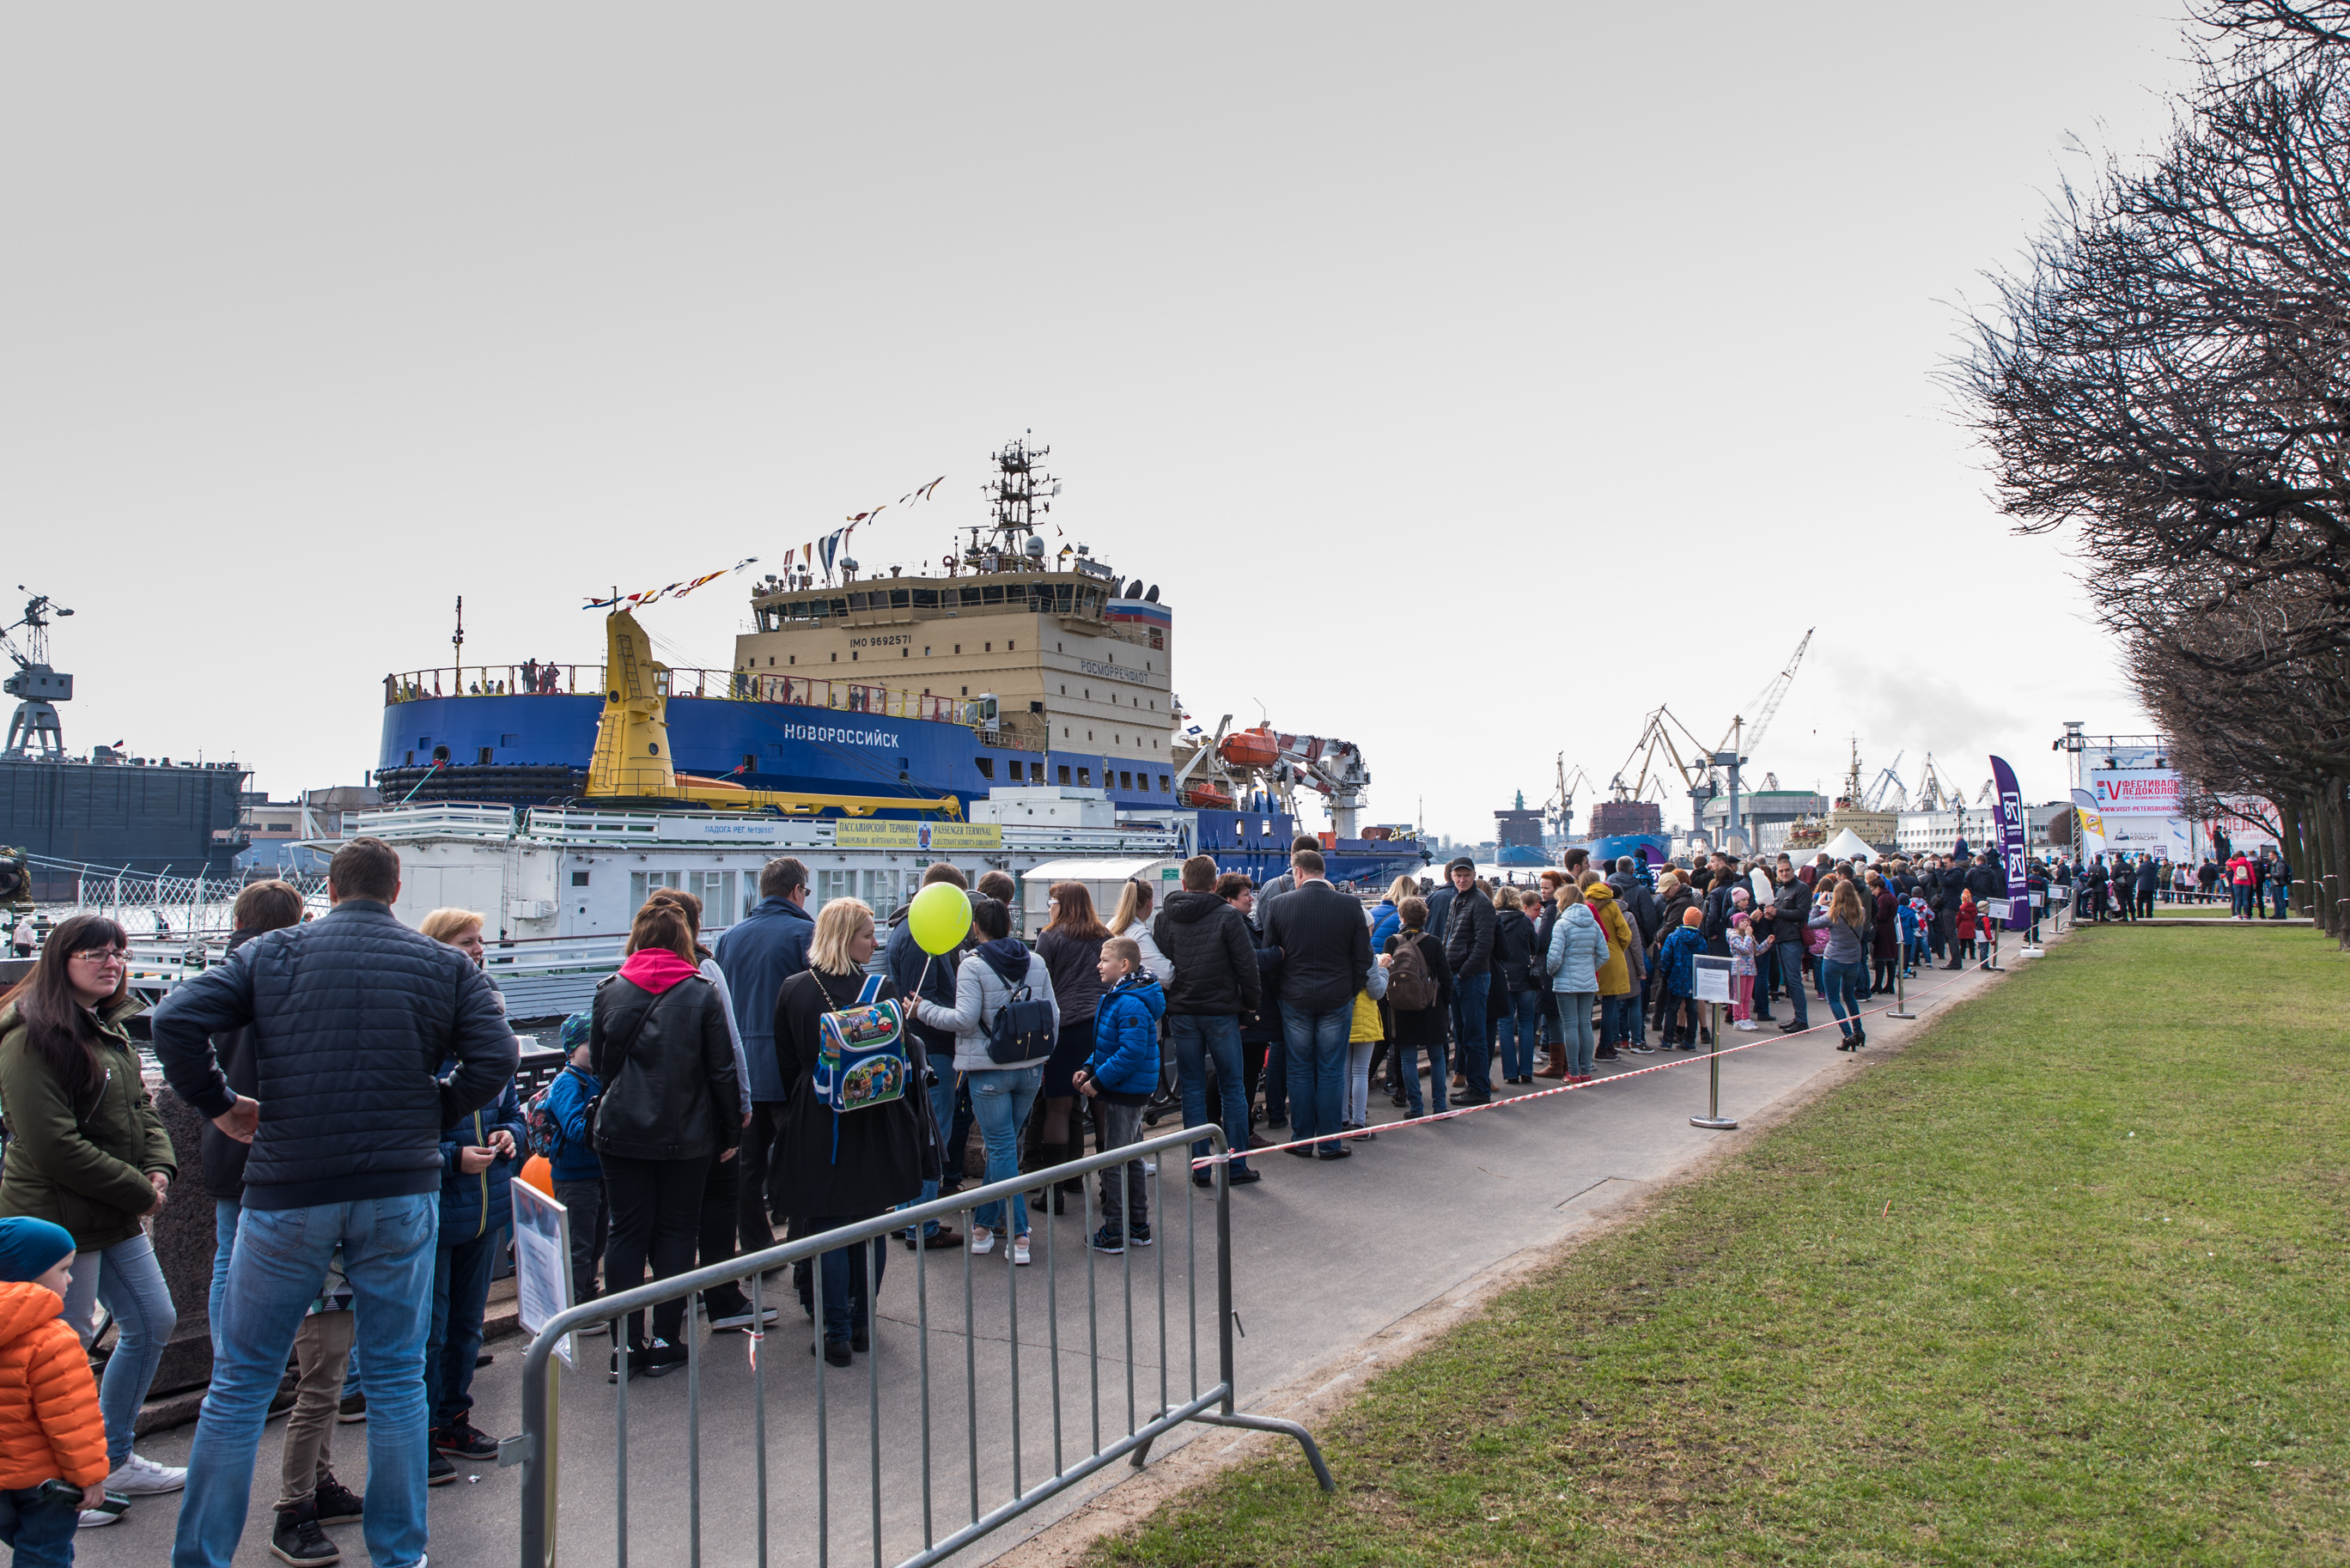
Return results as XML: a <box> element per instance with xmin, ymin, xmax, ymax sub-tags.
<box><xmin>1690</xmin><ymin>999</ymin><xmax>1736</xmax><ymax>1131</ymax></box>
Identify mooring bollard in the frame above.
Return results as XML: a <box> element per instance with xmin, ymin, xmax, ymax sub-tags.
<box><xmin>1690</xmin><ymin>998</ymin><xmax>1737</xmax><ymax>1131</ymax></box>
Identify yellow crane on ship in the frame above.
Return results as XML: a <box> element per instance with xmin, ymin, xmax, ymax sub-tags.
<box><xmin>583</xmin><ymin>609</ymin><xmax>963</xmax><ymax>818</ymax></box>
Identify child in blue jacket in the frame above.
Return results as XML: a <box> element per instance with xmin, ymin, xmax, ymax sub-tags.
<box><xmin>1897</xmin><ymin>897</ymin><xmax>1926</xmax><ymax>976</ymax></box>
<box><xmin>1074</xmin><ymin>938</ymin><xmax>1166</xmax><ymax>1255</ymax></box>
<box><xmin>544</xmin><ymin>1009</ymin><xmax>607</xmax><ymax>1312</ymax></box>
<box><xmin>1656</xmin><ymin>908</ymin><xmax>1707</xmax><ymax>1050</ymax></box>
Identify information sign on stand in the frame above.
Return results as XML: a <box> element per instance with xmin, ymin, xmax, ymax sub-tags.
<box><xmin>1691</xmin><ymin>954</ymin><xmax>1734</xmax><ymax>1005</ymax></box>
<box><xmin>511</xmin><ymin>1182</ymin><xmax>576</xmax><ymax>1370</ymax></box>
<box><xmin>1984</xmin><ymin>897</ymin><xmax>2012</xmax><ymax>922</ymax></box>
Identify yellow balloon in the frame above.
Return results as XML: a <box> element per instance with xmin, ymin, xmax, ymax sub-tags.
<box><xmin>907</xmin><ymin>881</ymin><xmax>973</xmax><ymax>955</ymax></box>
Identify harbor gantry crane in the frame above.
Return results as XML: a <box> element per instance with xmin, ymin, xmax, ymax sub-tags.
<box><xmin>1609</xmin><ymin>706</ymin><xmax>1719</xmax><ymax>839</ymax></box>
<box><xmin>1913</xmin><ymin>754</ymin><xmax>1956</xmax><ymax>812</ymax></box>
<box><xmin>2</xmin><ymin>589</ymin><xmax>75</xmax><ymax>760</ymax></box>
<box><xmin>1704</xmin><ymin>627</ymin><xmax>1813</xmax><ymax>851</ymax></box>
<box><xmin>1543</xmin><ymin>756</ymin><xmax>1594</xmax><ymax>842</ymax></box>
<box><xmin>1865</xmin><ymin>751</ymin><xmax>1908</xmax><ymax>812</ymax></box>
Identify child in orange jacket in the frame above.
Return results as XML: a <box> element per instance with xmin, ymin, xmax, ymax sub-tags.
<box><xmin>0</xmin><ymin>1216</ymin><xmax>110</xmax><ymax>1561</ymax></box>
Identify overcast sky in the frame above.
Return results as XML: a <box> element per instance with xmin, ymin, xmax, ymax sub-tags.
<box><xmin>2</xmin><ymin>4</ymin><xmax>2197</xmax><ymax>840</ymax></box>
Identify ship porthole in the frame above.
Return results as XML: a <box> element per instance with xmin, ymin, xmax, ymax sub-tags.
<box><xmin>648</xmin><ymin>744</ymin><xmax>660</xmax><ymax>756</ymax></box>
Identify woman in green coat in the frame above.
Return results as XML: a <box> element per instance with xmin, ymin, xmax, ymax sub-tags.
<box><xmin>0</xmin><ymin>913</ymin><xmax>185</xmax><ymax>1510</ymax></box>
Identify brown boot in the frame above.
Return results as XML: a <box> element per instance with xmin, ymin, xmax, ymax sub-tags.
<box><xmin>1533</xmin><ymin>1058</ymin><xmax>1568</xmax><ymax>1080</ymax></box>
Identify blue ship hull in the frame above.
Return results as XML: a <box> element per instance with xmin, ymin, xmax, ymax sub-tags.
<box><xmin>377</xmin><ymin>694</ymin><xmax>1427</xmax><ymax>886</ymax></box>
<box><xmin>1581</xmin><ymin>833</ymin><xmax>1671</xmax><ymax>869</ymax></box>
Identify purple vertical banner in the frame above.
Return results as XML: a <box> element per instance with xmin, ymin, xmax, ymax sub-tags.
<box><xmin>1989</xmin><ymin>755</ymin><xmax>2030</xmax><ymax>930</ymax></box>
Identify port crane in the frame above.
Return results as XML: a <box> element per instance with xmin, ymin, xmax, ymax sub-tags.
<box><xmin>1864</xmin><ymin>751</ymin><xmax>1907</xmax><ymax>812</ymax></box>
<box><xmin>2</xmin><ymin>589</ymin><xmax>75</xmax><ymax>760</ymax></box>
<box><xmin>1543</xmin><ymin>756</ymin><xmax>1594</xmax><ymax>841</ymax></box>
<box><xmin>1703</xmin><ymin>627</ymin><xmax>1813</xmax><ymax>851</ymax></box>
<box><xmin>1912</xmin><ymin>755</ymin><xmax>1957</xmax><ymax>812</ymax></box>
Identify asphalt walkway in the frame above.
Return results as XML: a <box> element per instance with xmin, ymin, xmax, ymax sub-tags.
<box><xmin>82</xmin><ymin>939</ymin><xmax>2037</xmax><ymax>1568</ymax></box>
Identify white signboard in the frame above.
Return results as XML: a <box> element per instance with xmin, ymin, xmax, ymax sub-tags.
<box><xmin>1691</xmin><ymin>954</ymin><xmax>1734</xmax><ymax>1005</ymax></box>
<box><xmin>654</xmin><ymin>816</ymin><xmax>789</xmax><ymax>842</ymax></box>
<box><xmin>511</xmin><ymin>1180</ymin><xmax>577</xmax><ymax>1370</ymax></box>
<box><xmin>1984</xmin><ymin>898</ymin><xmax>2012</xmax><ymax>922</ymax></box>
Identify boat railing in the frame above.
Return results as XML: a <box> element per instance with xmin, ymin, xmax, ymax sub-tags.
<box><xmin>346</xmin><ymin>805</ymin><xmax>519</xmax><ymax>840</ymax></box>
<box><xmin>383</xmin><ymin>663</ymin><xmax>980</xmax><ymax>727</ymax></box>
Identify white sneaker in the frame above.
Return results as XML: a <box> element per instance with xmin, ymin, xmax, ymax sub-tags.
<box><xmin>1012</xmin><ymin>1235</ymin><xmax>1032</xmax><ymax>1267</ymax></box>
<box><xmin>105</xmin><ymin>1453</ymin><xmax>186</xmax><ymax>1496</ymax></box>
<box><xmin>1735</xmin><ymin>1019</ymin><xmax>1757</xmax><ymax>1031</ymax></box>
<box><xmin>969</xmin><ymin>1226</ymin><xmax>995</xmax><ymax>1256</ymax></box>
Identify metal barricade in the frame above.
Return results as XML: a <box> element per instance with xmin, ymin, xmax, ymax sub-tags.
<box><xmin>512</xmin><ymin>1124</ymin><xmax>1332</xmax><ymax>1567</ymax></box>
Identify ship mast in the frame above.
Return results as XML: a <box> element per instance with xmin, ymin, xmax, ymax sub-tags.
<box><xmin>965</xmin><ymin>434</ymin><xmax>1061</xmax><ymax>571</ymax></box>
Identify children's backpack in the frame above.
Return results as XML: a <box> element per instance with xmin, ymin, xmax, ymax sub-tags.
<box><xmin>813</xmin><ymin>974</ymin><xmax>910</xmax><ymax>1115</ymax></box>
<box><xmin>1386</xmin><ymin>933</ymin><xmax>1438</xmax><ymax>1011</ymax></box>
<box><xmin>522</xmin><ymin>1075</ymin><xmax>569</xmax><ymax>1158</ymax></box>
<box><xmin>983</xmin><ymin>967</ymin><xmax>1058</xmax><ymax>1065</ymax></box>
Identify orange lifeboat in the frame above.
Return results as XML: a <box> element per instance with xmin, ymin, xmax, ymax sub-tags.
<box><xmin>1218</xmin><ymin>726</ymin><xmax>1280</xmax><ymax>769</ymax></box>
<box><xmin>1181</xmin><ymin>784</ymin><xmax>1236</xmax><ymax>810</ymax></box>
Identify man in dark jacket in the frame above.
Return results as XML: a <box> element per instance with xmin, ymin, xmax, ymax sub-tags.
<box><xmin>153</xmin><ymin>836</ymin><xmax>516</xmax><ymax>1568</ymax></box>
<box><xmin>1262</xmin><ymin>848</ymin><xmax>1373</xmax><ymax>1156</ymax></box>
<box><xmin>713</xmin><ymin>856</ymin><xmax>814</xmax><ymax>1249</ymax></box>
<box><xmin>1438</xmin><ymin>858</ymin><xmax>1497</xmax><ymax>1103</ymax></box>
<box><xmin>198</xmin><ymin>880</ymin><xmax>307</xmax><ymax>1344</ymax></box>
<box><xmin>1154</xmin><ymin>855</ymin><xmax>1263</xmax><ymax>1185</ymax></box>
<box><xmin>1933</xmin><ymin>855</ymin><xmax>1974</xmax><ymax>965</ymax></box>
<box><xmin>1764</xmin><ymin>872</ymin><xmax>1811</xmax><ymax>1030</ymax></box>
<box><xmin>886</xmin><ymin>862</ymin><xmax>968</xmax><ymax>1248</ymax></box>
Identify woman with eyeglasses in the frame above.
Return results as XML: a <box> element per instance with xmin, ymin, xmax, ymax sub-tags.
<box><xmin>0</xmin><ymin>912</ymin><xmax>186</xmax><ymax>1520</ymax></box>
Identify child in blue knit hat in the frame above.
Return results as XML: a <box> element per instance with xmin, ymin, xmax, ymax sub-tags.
<box><xmin>0</xmin><ymin>1216</ymin><xmax>110</xmax><ymax>1560</ymax></box>
<box><xmin>542</xmin><ymin>1010</ymin><xmax>607</xmax><ymax>1317</ymax></box>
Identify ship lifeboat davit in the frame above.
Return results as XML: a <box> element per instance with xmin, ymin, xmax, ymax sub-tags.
<box><xmin>1219</xmin><ymin>726</ymin><xmax>1280</xmax><ymax>769</ymax></box>
<box><xmin>1181</xmin><ymin>784</ymin><xmax>1235</xmax><ymax>810</ymax></box>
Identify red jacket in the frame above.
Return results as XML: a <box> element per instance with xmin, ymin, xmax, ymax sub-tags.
<box><xmin>0</xmin><ymin>1282</ymin><xmax>108</xmax><ymax>1489</ymax></box>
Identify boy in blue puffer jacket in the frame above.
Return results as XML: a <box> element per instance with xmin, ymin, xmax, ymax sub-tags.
<box><xmin>543</xmin><ymin>1009</ymin><xmax>606</xmax><ymax>1315</ymax></box>
<box><xmin>1655</xmin><ymin>908</ymin><xmax>1707</xmax><ymax>1051</ymax></box>
<box><xmin>424</xmin><ymin>1047</ymin><xmax>528</xmax><ymax>1469</ymax></box>
<box><xmin>1075</xmin><ymin>937</ymin><xmax>1166</xmax><ymax>1255</ymax></box>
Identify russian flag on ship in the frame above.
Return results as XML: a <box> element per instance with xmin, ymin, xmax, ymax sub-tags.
<box><xmin>1106</xmin><ymin>598</ymin><xmax>1171</xmax><ymax>628</ymax></box>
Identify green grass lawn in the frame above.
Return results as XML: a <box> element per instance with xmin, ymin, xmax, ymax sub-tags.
<box><xmin>1096</xmin><ymin>926</ymin><xmax>2350</xmax><ymax>1566</ymax></box>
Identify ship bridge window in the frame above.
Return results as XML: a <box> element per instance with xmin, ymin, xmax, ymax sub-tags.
<box><xmin>889</xmin><ymin>589</ymin><xmax>910</xmax><ymax>609</ymax></box>
<box><xmin>1160</xmin><ymin>774</ymin><xmax>1171</xmax><ymax>793</ymax></box>
<box><xmin>1058</xmin><ymin>764</ymin><xmax>1071</xmax><ymax>786</ymax></box>
<box><xmin>913</xmin><ymin>590</ymin><xmax>939</xmax><ymax>609</ymax></box>
<box><xmin>1009</xmin><ymin>760</ymin><xmax>1024</xmax><ymax>781</ymax></box>
<box><xmin>975</xmin><ymin>758</ymin><xmax>994</xmax><ymax>781</ymax></box>
<box><xmin>1078</xmin><ymin>767</ymin><xmax>1092</xmax><ymax>787</ymax></box>
<box><xmin>1119</xmin><ymin>771</ymin><xmax>1133</xmax><ymax>791</ymax></box>
<box><xmin>982</xmin><ymin>585</ymin><xmax>1005</xmax><ymax>605</ymax></box>
<box><xmin>571</xmin><ymin>872</ymin><xmax>590</xmax><ymax>887</ymax></box>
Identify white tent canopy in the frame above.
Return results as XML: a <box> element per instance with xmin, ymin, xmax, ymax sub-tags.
<box><xmin>1821</xmin><ymin>827</ymin><xmax>1878</xmax><ymax>864</ymax></box>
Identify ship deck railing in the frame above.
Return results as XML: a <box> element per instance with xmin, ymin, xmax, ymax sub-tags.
<box><xmin>383</xmin><ymin>664</ymin><xmax>982</xmax><ymax>726</ymax></box>
<box><xmin>336</xmin><ymin>803</ymin><xmax>1186</xmax><ymax>854</ymax></box>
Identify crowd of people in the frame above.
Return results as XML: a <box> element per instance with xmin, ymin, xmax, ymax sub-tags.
<box><xmin>2063</xmin><ymin>846</ymin><xmax>2294</xmax><ymax>922</ymax></box>
<box><xmin>0</xmin><ymin>822</ymin><xmax>2295</xmax><ymax>1565</ymax></box>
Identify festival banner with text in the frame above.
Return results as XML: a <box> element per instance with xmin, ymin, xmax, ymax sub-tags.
<box><xmin>1990</xmin><ymin>756</ymin><xmax>2030</xmax><ymax>930</ymax></box>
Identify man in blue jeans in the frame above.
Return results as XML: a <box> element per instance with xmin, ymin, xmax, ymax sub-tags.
<box><xmin>1153</xmin><ymin>854</ymin><xmax>1265</xmax><ymax>1185</ymax></box>
<box><xmin>151</xmin><ymin>836</ymin><xmax>517</xmax><ymax>1568</ymax></box>
<box><xmin>1262</xmin><ymin>848</ymin><xmax>1373</xmax><ymax>1158</ymax></box>
<box><xmin>1438</xmin><ymin>859</ymin><xmax>1496</xmax><ymax>1103</ymax></box>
